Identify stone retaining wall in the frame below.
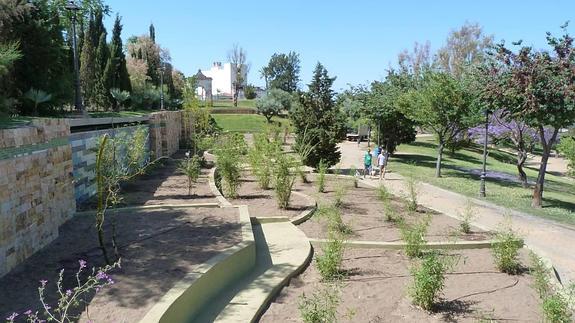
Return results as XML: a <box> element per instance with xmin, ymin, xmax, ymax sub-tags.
<box><xmin>69</xmin><ymin>125</ymin><xmax>149</xmax><ymax>204</ymax></box>
<box><xmin>149</xmin><ymin>111</ymin><xmax>182</xmax><ymax>159</ymax></box>
<box><xmin>0</xmin><ymin>119</ymin><xmax>76</xmax><ymax>277</ymax></box>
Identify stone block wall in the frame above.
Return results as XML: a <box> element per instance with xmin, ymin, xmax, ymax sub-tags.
<box><xmin>149</xmin><ymin>111</ymin><xmax>182</xmax><ymax>159</ymax></box>
<box><xmin>69</xmin><ymin>125</ymin><xmax>149</xmax><ymax>204</ymax></box>
<box><xmin>0</xmin><ymin>119</ymin><xmax>75</xmax><ymax>277</ymax></box>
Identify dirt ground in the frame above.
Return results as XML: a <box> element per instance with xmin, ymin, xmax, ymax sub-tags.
<box><xmin>0</xmin><ymin>207</ymin><xmax>240</xmax><ymax>322</ymax></box>
<box><xmin>294</xmin><ymin>175</ymin><xmax>491</xmax><ymax>242</ymax></box>
<box><xmin>78</xmin><ymin>152</ymin><xmax>219</xmax><ymax>211</ymax></box>
<box><xmin>226</xmin><ymin>171</ymin><xmax>314</xmax><ymax>219</ymax></box>
<box><xmin>260</xmin><ymin>248</ymin><xmax>542</xmax><ymax>323</ymax></box>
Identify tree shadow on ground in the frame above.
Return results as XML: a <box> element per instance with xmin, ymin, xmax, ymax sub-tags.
<box><xmin>434</xmin><ymin>299</ymin><xmax>476</xmax><ymax>323</ymax></box>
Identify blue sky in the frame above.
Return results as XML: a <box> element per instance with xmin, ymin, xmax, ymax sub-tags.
<box><xmin>104</xmin><ymin>0</ymin><xmax>575</xmax><ymax>91</ymax></box>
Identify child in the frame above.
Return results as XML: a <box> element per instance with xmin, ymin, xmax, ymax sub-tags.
<box><xmin>363</xmin><ymin>149</ymin><xmax>372</xmax><ymax>178</ymax></box>
<box><xmin>378</xmin><ymin>150</ymin><xmax>387</xmax><ymax>180</ymax></box>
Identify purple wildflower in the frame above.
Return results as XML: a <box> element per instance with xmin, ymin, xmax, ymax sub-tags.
<box><xmin>39</xmin><ymin>279</ymin><xmax>48</xmax><ymax>288</ymax></box>
<box><xmin>23</xmin><ymin>310</ymin><xmax>32</xmax><ymax>315</ymax></box>
<box><xmin>65</xmin><ymin>289</ymin><xmax>73</xmax><ymax>297</ymax></box>
<box><xmin>95</xmin><ymin>271</ymin><xmax>109</xmax><ymax>281</ymax></box>
<box><xmin>6</xmin><ymin>312</ymin><xmax>18</xmax><ymax>321</ymax></box>
<box><xmin>78</xmin><ymin>259</ymin><xmax>87</xmax><ymax>269</ymax></box>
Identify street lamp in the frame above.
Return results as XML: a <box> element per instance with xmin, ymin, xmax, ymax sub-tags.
<box><xmin>159</xmin><ymin>63</ymin><xmax>165</xmax><ymax>110</ymax></box>
<box><xmin>479</xmin><ymin>109</ymin><xmax>491</xmax><ymax>198</ymax></box>
<box><xmin>65</xmin><ymin>0</ymin><xmax>83</xmax><ymax>113</ymax></box>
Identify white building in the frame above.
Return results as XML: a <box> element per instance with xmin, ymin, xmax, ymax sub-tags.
<box><xmin>200</xmin><ymin>62</ymin><xmax>248</xmax><ymax>97</ymax></box>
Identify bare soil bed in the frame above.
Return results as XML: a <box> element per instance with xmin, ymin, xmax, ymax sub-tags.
<box><xmin>78</xmin><ymin>152</ymin><xmax>219</xmax><ymax>211</ymax></box>
<box><xmin>225</xmin><ymin>171</ymin><xmax>314</xmax><ymax>219</ymax></box>
<box><xmin>261</xmin><ymin>248</ymin><xmax>542</xmax><ymax>322</ymax></box>
<box><xmin>0</xmin><ymin>207</ymin><xmax>241</xmax><ymax>322</ymax></box>
<box><xmin>294</xmin><ymin>175</ymin><xmax>492</xmax><ymax>242</ymax></box>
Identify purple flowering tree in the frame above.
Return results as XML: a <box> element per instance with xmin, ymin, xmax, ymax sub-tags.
<box><xmin>469</xmin><ymin>109</ymin><xmax>540</xmax><ymax>187</ymax></box>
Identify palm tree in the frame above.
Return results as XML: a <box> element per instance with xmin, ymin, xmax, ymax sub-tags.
<box><xmin>110</xmin><ymin>88</ymin><xmax>130</xmax><ymax>111</ymax></box>
<box><xmin>24</xmin><ymin>88</ymin><xmax>52</xmax><ymax>116</ymax></box>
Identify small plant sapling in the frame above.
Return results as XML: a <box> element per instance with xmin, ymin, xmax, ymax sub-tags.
<box><xmin>409</xmin><ymin>252</ymin><xmax>457</xmax><ymax>311</ymax></box>
<box><xmin>317</xmin><ymin>159</ymin><xmax>327</xmax><ymax>193</ymax></box>
<box><xmin>298</xmin><ymin>284</ymin><xmax>340</xmax><ymax>323</ymax></box>
<box><xmin>316</xmin><ymin>230</ymin><xmax>345</xmax><ymax>281</ymax></box>
<box><xmin>349</xmin><ymin>166</ymin><xmax>358</xmax><ymax>188</ymax></box>
<box><xmin>405</xmin><ymin>175</ymin><xmax>418</xmax><ymax>212</ymax></box>
<box><xmin>491</xmin><ymin>220</ymin><xmax>522</xmax><ymax>274</ymax></box>
<box><xmin>459</xmin><ymin>200</ymin><xmax>476</xmax><ymax>234</ymax></box>
<box><xmin>400</xmin><ymin>216</ymin><xmax>430</xmax><ymax>258</ymax></box>
<box><xmin>274</xmin><ymin>152</ymin><xmax>296</xmax><ymax>209</ymax></box>
<box><xmin>178</xmin><ymin>151</ymin><xmax>201</xmax><ymax>195</ymax></box>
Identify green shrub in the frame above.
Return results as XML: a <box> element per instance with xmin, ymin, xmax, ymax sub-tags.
<box><xmin>459</xmin><ymin>200</ymin><xmax>476</xmax><ymax>234</ymax></box>
<box><xmin>400</xmin><ymin>217</ymin><xmax>429</xmax><ymax>258</ymax></box>
<box><xmin>298</xmin><ymin>284</ymin><xmax>340</xmax><ymax>323</ymax></box>
<box><xmin>405</xmin><ymin>175</ymin><xmax>418</xmax><ymax>212</ymax></box>
<box><xmin>274</xmin><ymin>152</ymin><xmax>296</xmax><ymax>209</ymax></box>
<box><xmin>557</xmin><ymin>136</ymin><xmax>575</xmax><ymax>177</ymax></box>
<box><xmin>317</xmin><ymin>159</ymin><xmax>327</xmax><ymax>193</ymax></box>
<box><xmin>377</xmin><ymin>185</ymin><xmax>397</xmax><ymax>222</ymax></box>
<box><xmin>248</xmin><ymin>133</ymin><xmax>279</xmax><ymax>190</ymax></box>
<box><xmin>542</xmin><ymin>294</ymin><xmax>573</xmax><ymax>323</ymax></box>
<box><xmin>316</xmin><ymin>231</ymin><xmax>345</xmax><ymax>281</ymax></box>
<box><xmin>214</xmin><ymin>134</ymin><xmax>246</xmax><ymax>198</ymax></box>
<box><xmin>178</xmin><ymin>153</ymin><xmax>202</xmax><ymax>195</ymax></box>
<box><xmin>491</xmin><ymin>224</ymin><xmax>522</xmax><ymax>274</ymax></box>
<box><xmin>409</xmin><ymin>252</ymin><xmax>449</xmax><ymax>311</ymax></box>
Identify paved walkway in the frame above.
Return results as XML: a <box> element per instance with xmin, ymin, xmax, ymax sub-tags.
<box><xmin>337</xmin><ymin>140</ymin><xmax>575</xmax><ymax>285</ymax></box>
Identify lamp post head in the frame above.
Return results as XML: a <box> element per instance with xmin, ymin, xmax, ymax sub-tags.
<box><xmin>65</xmin><ymin>1</ymin><xmax>80</xmax><ymax>11</ymax></box>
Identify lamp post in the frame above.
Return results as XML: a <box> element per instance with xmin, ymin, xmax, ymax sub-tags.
<box><xmin>65</xmin><ymin>1</ymin><xmax>83</xmax><ymax>113</ymax></box>
<box><xmin>160</xmin><ymin>63</ymin><xmax>165</xmax><ymax>110</ymax></box>
<box><xmin>479</xmin><ymin>109</ymin><xmax>490</xmax><ymax>197</ymax></box>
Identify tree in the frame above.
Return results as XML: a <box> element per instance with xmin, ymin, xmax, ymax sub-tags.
<box><xmin>400</xmin><ymin>70</ymin><xmax>481</xmax><ymax>177</ymax></box>
<box><xmin>244</xmin><ymin>84</ymin><xmax>257</xmax><ymax>99</ymax></box>
<box><xmin>80</xmin><ymin>15</ymin><xmax>97</xmax><ymax>108</ymax></box>
<box><xmin>291</xmin><ymin>62</ymin><xmax>346</xmax><ymax>168</ymax></box>
<box><xmin>468</xmin><ymin>109</ymin><xmax>541</xmax><ymax>187</ymax></box>
<box><xmin>557</xmin><ymin>136</ymin><xmax>575</xmax><ymax>176</ymax></box>
<box><xmin>436</xmin><ymin>22</ymin><xmax>493</xmax><ymax>79</ymax></box>
<box><xmin>149</xmin><ymin>23</ymin><xmax>155</xmax><ymax>43</ymax></box>
<box><xmin>486</xmin><ymin>25</ymin><xmax>575</xmax><ymax>207</ymax></box>
<box><xmin>366</xmin><ymin>71</ymin><xmax>417</xmax><ymax>153</ymax></box>
<box><xmin>228</xmin><ymin>44</ymin><xmax>249</xmax><ymax>107</ymax></box>
<box><xmin>261</xmin><ymin>51</ymin><xmax>300</xmax><ymax>92</ymax></box>
<box><xmin>256</xmin><ymin>88</ymin><xmax>292</xmax><ymax>122</ymax></box>
<box><xmin>103</xmin><ymin>15</ymin><xmax>131</xmax><ymax>110</ymax></box>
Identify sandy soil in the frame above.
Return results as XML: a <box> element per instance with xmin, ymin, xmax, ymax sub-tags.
<box><xmin>78</xmin><ymin>152</ymin><xmax>219</xmax><ymax>211</ymax></box>
<box><xmin>226</xmin><ymin>171</ymin><xmax>314</xmax><ymax>219</ymax></box>
<box><xmin>294</xmin><ymin>175</ymin><xmax>491</xmax><ymax>242</ymax></box>
<box><xmin>261</xmin><ymin>248</ymin><xmax>542</xmax><ymax>322</ymax></box>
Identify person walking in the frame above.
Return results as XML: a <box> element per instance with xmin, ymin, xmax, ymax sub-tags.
<box><xmin>363</xmin><ymin>148</ymin><xmax>372</xmax><ymax>178</ymax></box>
<box><xmin>378</xmin><ymin>149</ymin><xmax>387</xmax><ymax>180</ymax></box>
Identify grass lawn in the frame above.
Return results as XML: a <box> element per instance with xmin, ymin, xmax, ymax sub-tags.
<box><xmin>88</xmin><ymin>110</ymin><xmax>150</xmax><ymax>118</ymax></box>
<box><xmin>389</xmin><ymin>136</ymin><xmax>575</xmax><ymax>226</ymax></box>
<box><xmin>212</xmin><ymin>114</ymin><xmax>290</xmax><ymax>133</ymax></box>
<box><xmin>211</xmin><ymin>99</ymin><xmax>256</xmax><ymax>109</ymax></box>
<box><xmin>0</xmin><ymin>116</ymin><xmax>35</xmax><ymax>129</ymax></box>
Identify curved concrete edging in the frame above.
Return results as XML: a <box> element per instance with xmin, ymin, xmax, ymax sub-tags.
<box><xmin>308</xmin><ymin>238</ymin><xmax>524</xmax><ymax>250</ymax></box>
<box><xmin>208</xmin><ymin>167</ymin><xmax>233</xmax><ymax>207</ymax></box>
<box><xmin>75</xmin><ymin>203</ymin><xmax>220</xmax><ymax>216</ymax></box>
<box><xmin>139</xmin><ymin>205</ymin><xmax>256</xmax><ymax>323</ymax></box>
<box><xmin>290</xmin><ymin>190</ymin><xmax>317</xmax><ymax>225</ymax></box>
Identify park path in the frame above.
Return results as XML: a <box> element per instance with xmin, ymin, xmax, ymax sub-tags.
<box><xmin>336</xmin><ymin>140</ymin><xmax>575</xmax><ymax>285</ymax></box>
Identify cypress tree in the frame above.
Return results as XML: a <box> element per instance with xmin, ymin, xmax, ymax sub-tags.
<box><xmin>149</xmin><ymin>23</ymin><xmax>155</xmax><ymax>43</ymax></box>
<box><xmin>104</xmin><ymin>15</ymin><xmax>131</xmax><ymax>110</ymax></box>
<box><xmin>94</xmin><ymin>32</ymin><xmax>109</xmax><ymax>109</ymax></box>
<box><xmin>79</xmin><ymin>15</ymin><xmax>96</xmax><ymax>108</ymax></box>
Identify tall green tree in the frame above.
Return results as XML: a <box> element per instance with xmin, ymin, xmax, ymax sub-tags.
<box><xmin>400</xmin><ymin>70</ymin><xmax>481</xmax><ymax>177</ymax></box>
<box><xmin>291</xmin><ymin>62</ymin><xmax>346</xmax><ymax>168</ymax></box>
<box><xmin>261</xmin><ymin>51</ymin><xmax>300</xmax><ymax>92</ymax></box>
<box><xmin>484</xmin><ymin>24</ymin><xmax>575</xmax><ymax>207</ymax></box>
<box><xmin>366</xmin><ymin>71</ymin><xmax>417</xmax><ymax>153</ymax></box>
<box><xmin>80</xmin><ymin>15</ymin><xmax>97</xmax><ymax>108</ymax></box>
<box><xmin>103</xmin><ymin>15</ymin><xmax>131</xmax><ymax>110</ymax></box>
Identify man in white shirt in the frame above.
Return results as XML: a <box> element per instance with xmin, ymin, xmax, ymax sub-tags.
<box><xmin>377</xmin><ymin>150</ymin><xmax>387</xmax><ymax>180</ymax></box>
